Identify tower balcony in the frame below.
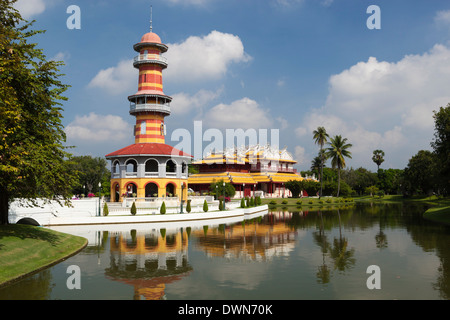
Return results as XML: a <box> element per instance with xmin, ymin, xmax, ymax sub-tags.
<box><xmin>130</xmin><ymin>102</ymin><xmax>171</xmax><ymax>115</ymax></box>
<box><xmin>133</xmin><ymin>54</ymin><xmax>168</xmax><ymax>68</ymax></box>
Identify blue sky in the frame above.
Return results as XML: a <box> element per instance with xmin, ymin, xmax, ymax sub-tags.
<box><xmin>14</xmin><ymin>0</ymin><xmax>450</xmax><ymax>172</ymax></box>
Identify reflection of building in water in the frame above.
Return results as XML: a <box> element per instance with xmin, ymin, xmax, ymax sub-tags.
<box><xmin>194</xmin><ymin>212</ymin><xmax>297</xmax><ymax>261</ymax></box>
<box><xmin>105</xmin><ymin>229</ymin><xmax>191</xmax><ymax>300</ymax></box>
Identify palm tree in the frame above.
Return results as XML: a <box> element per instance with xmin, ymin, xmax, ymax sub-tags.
<box><xmin>310</xmin><ymin>155</ymin><xmax>322</xmax><ymax>176</ymax></box>
<box><xmin>372</xmin><ymin>149</ymin><xmax>385</xmax><ymax>171</ymax></box>
<box><xmin>313</xmin><ymin>127</ymin><xmax>329</xmax><ymax>198</ymax></box>
<box><xmin>326</xmin><ymin>135</ymin><xmax>352</xmax><ymax>197</ymax></box>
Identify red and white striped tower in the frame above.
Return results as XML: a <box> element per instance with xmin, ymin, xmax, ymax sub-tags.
<box><xmin>128</xmin><ymin>17</ymin><xmax>171</xmax><ymax>144</ymax></box>
<box><xmin>106</xmin><ymin>10</ymin><xmax>191</xmax><ymax>203</ymax></box>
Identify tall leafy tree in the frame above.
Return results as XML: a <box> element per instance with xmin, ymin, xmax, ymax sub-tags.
<box><xmin>0</xmin><ymin>0</ymin><xmax>77</xmax><ymax>224</ymax></box>
<box><xmin>403</xmin><ymin>150</ymin><xmax>437</xmax><ymax>195</ymax></box>
<box><xmin>69</xmin><ymin>156</ymin><xmax>109</xmax><ymax>196</ymax></box>
<box><xmin>313</xmin><ymin>127</ymin><xmax>329</xmax><ymax>198</ymax></box>
<box><xmin>372</xmin><ymin>149</ymin><xmax>385</xmax><ymax>171</ymax></box>
<box><xmin>431</xmin><ymin>103</ymin><xmax>450</xmax><ymax>194</ymax></box>
<box><xmin>326</xmin><ymin>135</ymin><xmax>352</xmax><ymax>197</ymax></box>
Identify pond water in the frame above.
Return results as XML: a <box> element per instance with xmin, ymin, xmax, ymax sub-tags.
<box><xmin>1</xmin><ymin>202</ymin><xmax>449</xmax><ymax>300</ymax></box>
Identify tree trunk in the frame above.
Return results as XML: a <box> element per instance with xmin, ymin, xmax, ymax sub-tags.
<box><xmin>337</xmin><ymin>168</ymin><xmax>341</xmax><ymax>197</ymax></box>
<box><xmin>0</xmin><ymin>186</ymin><xmax>10</xmax><ymax>225</ymax></box>
<box><xmin>320</xmin><ymin>146</ymin><xmax>324</xmax><ymax>199</ymax></box>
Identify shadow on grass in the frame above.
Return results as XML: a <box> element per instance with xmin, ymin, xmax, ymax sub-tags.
<box><xmin>0</xmin><ymin>224</ymin><xmax>60</xmax><ymax>248</ymax></box>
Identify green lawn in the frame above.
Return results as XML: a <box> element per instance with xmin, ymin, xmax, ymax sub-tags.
<box><xmin>0</xmin><ymin>224</ymin><xmax>87</xmax><ymax>286</ymax></box>
<box><xmin>423</xmin><ymin>206</ymin><xmax>450</xmax><ymax>225</ymax></box>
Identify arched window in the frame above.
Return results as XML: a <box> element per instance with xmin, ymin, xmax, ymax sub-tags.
<box><xmin>145</xmin><ymin>159</ymin><xmax>159</xmax><ymax>173</ymax></box>
<box><xmin>112</xmin><ymin>161</ymin><xmax>120</xmax><ymax>174</ymax></box>
<box><xmin>145</xmin><ymin>182</ymin><xmax>159</xmax><ymax>198</ymax></box>
<box><xmin>166</xmin><ymin>183</ymin><xmax>175</xmax><ymax>197</ymax></box>
<box><xmin>126</xmin><ymin>183</ymin><xmax>137</xmax><ymax>197</ymax></box>
<box><xmin>166</xmin><ymin>159</ymin><xmax>176</xmax><ymax>173</ymax></box>
<box><xmin>125</xmin><ymin>159</ymin><xmax>137</xmax><ymax>175</ymax></box>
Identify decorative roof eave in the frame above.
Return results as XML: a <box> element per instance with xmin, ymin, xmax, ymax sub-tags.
<box><xmin>127</xmin><ymin>92</ymin><xmax>173</xmax><ymax>102</ymax></box>
<box><xmin>106</xmin><ymin>153</ymin><xmax>192</xmax><ymax>160</ymax></box>
<box><xmin>105</xmin><ymin>143</ymin><xmax>193</xmax><ymax>159</ymax></box>
<box><xmin>133</xmin><ymin>42</ymin><xmax>168</xmax><ymax>53</ymax></box>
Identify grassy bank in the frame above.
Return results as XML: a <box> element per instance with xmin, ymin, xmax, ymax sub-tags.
<box><xmin>423</xmin><ymin>206</ymin><xmax>450</xmax><ymax>225</ymax></box>
<box><xmin>0</xmin><ymin>224</ymin><xmax>87</xmax><ymax>287</ymax></box>
<box><xmin>355</xmin><ymin>194</ymin><xmax>450</xmax><ymax>205</ymax></box>
<box><xmin>353</xmin><ymin>194</ymin><xmax>450</xmax><ymax>225</ymax></box>
<box><xmin>261</xmin><ymin>196</ymin><xmax>354</xmax><ymax>208</ymax></box>
<box><xmin>261</xmin><ymin>195</ymin><xmax>450</xmax><ymax>225</ymax></box>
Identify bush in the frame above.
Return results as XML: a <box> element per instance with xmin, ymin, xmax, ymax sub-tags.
<box><xmin>296</xmin><ymin>200</ymin><xmax>302</xmax><ymax>205</ymax></box>
<box><xmin>203</xmin><ymin>199</ymin><xmax>208</xmax><ymax>212</ymax></box>
<box><xmin>250</xmin><ymin>197</ymin><xmax>255</xmax><ymax>206</ymax></box>
<box><xmin>245</xmin><ymin>197</ymin><xmax>250</xmax><ymax>207</ymax></box>
<box><xmin>269</xmin><ymin>200</ymin><xmax>277</xmax><ymax>205</ymax></box>
<box><xmin>219</xmin><ymin>199</ymin><xmax>223</xmax><ymax>211</ymax></box>
<box><xmin>131</xmin><ymin>201</ymin><xmax>137</xmax><ymax>215</ymax></box>
<box><xmin>240</xmin><ymin>198</ymin><xmax>246</xmax><ymax>208</ymax></box>
<box><xmin>160</xmin><ymin>201</ymin><xmax>166</xmax><ymax>214</ymax></box>
<box><xmin>186</xmin><ymin>199</ymin><xmax>191</xmax><ymax>213</ymax></box>
<box><xmin>281</xmin><ymin>199</ymin><xmax>288</xmax><ymax>205</ymax></box>
<box><xmin>103</xmin><ymin>202</ymin><xmax>109</xmax><ymax>216</ymax></box>
<box><xmin>255</xmin><ymin>196</ymin><xmax>262</xmax><ymax>206</ymax></box>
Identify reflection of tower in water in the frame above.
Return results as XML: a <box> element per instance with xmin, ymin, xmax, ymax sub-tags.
<box><xmin>105</xmin><ymin>229</ymin><xmax>191</xmax><ymax>300</ymax></box>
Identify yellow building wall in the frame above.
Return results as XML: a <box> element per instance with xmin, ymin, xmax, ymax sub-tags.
<box><xmin>110</xmin><ymin>177</ymin><xmax>188</xmax><ymax>202</ymax></box>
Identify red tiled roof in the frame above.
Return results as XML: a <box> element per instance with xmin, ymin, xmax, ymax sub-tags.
<box><xmin>106</xmin><ymin>143</ymin><xmax>192</xmax><ymax>158</ymax></box>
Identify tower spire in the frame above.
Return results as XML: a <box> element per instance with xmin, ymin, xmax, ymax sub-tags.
<box><xmin>150</xmin><ymin>5</ymin><xmax>153</xmax><ymax>32</ymax></box>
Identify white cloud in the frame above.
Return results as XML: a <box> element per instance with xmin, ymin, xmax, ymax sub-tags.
<box><xmin>14</xmin><ymin>0</ymin><xmax>46</xmax><ymax>19</ymax></box>
<box><xmin>165</xmin><ymin>30</ymin><xmax>251</xmax><ymax>82</ymax></box>
<box><xmin>50</xmin><ymin>51</ymin><xmax>70</xmax><ymax>64</ymax></box>
<box><xmin>325</xmin><ymin>45</ymin><xmax>450</xmax><ymax>131</ymax></box>
<box><xmin>276</xmin><ymin>117</ymin><xmax>289</xmax><ymax>130</ymax></box>
<box><xmin>166</xmin><ymin>0</ymin><xmax>214</xmax><ymax>6</ymax></box>
<box><xmin>296</xmin><ymin>44</ymin><xmax>450</xmax><ymax>168</ymax></box>
<box><xmin>294</xmin><ymin>146</ymin><xmax>307</xmax><ymax>166</ymax></box>
<box><xmin>88</xmin><ymin>30</ymin><xmax>250</xmax><ymax>94</ymax></box>
<box><xmin>65</xmin><ymin>113</ymin><xmax>131</xmax><ymax>142</ymax></box>
<box><xmin>203</xmin><ymin>98</ymin><xmax>272</xmax><ymax>130</ymax></box>
<box><xmin>321</xmin><ymin>0</ymin><xmax>334</xmax><ymax>7</ymax></box>
<box><xmin>435</xmin><ymin>10</ymin><xmax>450</xmax><ymax>26</ymax></box>
<box><xmin>170</xmin><ymin>88</ymin><xmax>223</xmax><ymax>115</ymax></box>
<box><xmin>87</xmin><ymin>59</ymin><xmax>136</xmax><ymax>95</ymax></box>
<box><xmin>273</xmin><ymin>0</ymin><xmax>304</xmax><ymax>8</ymax></box>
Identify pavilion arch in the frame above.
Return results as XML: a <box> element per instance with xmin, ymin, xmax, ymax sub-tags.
<box><xmin>125</xmin><ymin>181</ymin><xmax>138</xmax><ymax>197</ymax></box>
<box><xmin>181</xmin><ymin>161</ymin><xmax>188</xmax><ymax>175</ymax></box>
<box><xmin>125</xmin><ymin>158</ymin><xmax>138</xmax><ymax>173</ymax></box>
<box><xmin>145</xmin><ymin>181</ymin><xmax>160</xmax><ymax>197</ymax></box>
<box><xmin>112</xmin><ymin>160</ymin><xmax>120</xmax><ymax>175</ymax></box>
<box><xmin>145</xmin><ymin>158</ymin><xmax>159</xmax><ymax>173</ymax></box>
<box><xmin>165</xmin><ymin>181</ymin><xmax>176</xmax><ymax>197</ymax></box>
<box><xmin>165</xmin><ymin>159</ymin><xmax>177</xmax><ymax>173</ymax></box>
<box><xmin>112</xmin><ymin>182</ymin><xmax>120</xmax><ymax>202</ymax></box>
